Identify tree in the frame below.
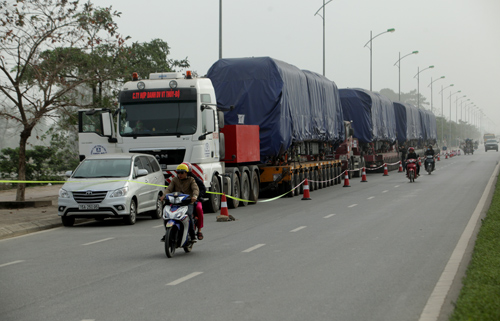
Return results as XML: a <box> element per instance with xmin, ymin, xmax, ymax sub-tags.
<box><xmin>0</xmin><ymin>0</ymin><xmax>126</xmax><ymax>201</ymax></box>
<box><xmin>379</xmin><ymin>88</ymin><xmax>430</xmax><ymax>109</ymax></box>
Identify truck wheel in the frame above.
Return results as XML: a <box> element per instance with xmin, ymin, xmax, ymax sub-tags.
<box><xmin>249</xmin><ymin>170</ymin><xmax>259</xmax><ymax>204</ymax></box>
<box><xmin>294</xmin><ymin>172</ymin><xmax>300</xmax><ymax>196</ymax></box>
<box><xmin>299</xmin><ymin>171</ymin><xmax>304</xmax><ymax>194</ymax></box>
<box><xmin>228</xmin><ymin>173</ymin><xmax>240</xmax><ymax>209</ymax></box>
<box><xmin>240</xmin><ymin>172</ymin><xmax>250</xmax><ymax>206</ymax></box>
<box><xmin>312</xmin><ymin>170</ymin><xmax>318</xmax><ymax>191</ymax></box>
<box><xmin>206</xmin><ymin>175</ymin><xmax>221</xmax><ymax>213</ymax></box>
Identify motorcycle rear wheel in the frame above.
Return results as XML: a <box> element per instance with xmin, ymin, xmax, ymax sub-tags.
<box><xmin>165</xmin><ymin>227</ymin><xmax>177</xmax><ymax>258</ymax></box>
<box><xmin>409</xmin><ymin>171</ymin><xmax>414</xmax><ymax>183</ymax></box>
<box><xmin>183</xmin><ymin>240</ymin><xmax>193</xmax><ymax>253</ymax></box>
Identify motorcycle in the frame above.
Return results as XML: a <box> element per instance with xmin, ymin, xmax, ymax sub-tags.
<box><xmin>406</xmin><ymin>159</ymin><xmax>418</xmax><ymax>183</ymax></box>
<box><xmin>424</xmin><ymin>155</ymin><xmax>435</xmax><ymax>175</ymax></box>
<box><xmin>162</xmin><ymin>192</ymin><xmax>196</xmax><ymax>258</ymax></box>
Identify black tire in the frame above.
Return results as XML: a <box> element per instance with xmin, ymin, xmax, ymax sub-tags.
<box><xmin>183</xmin><ymin>239</ymin><xmax>193</xmax><ymax>253</ymax></box>
<box><xmin>409</xmin><ymin>171</ymin><xmax>414</xmax><ymax>183</ymax></box>
<box><xmin>299</xmin><ymin>171</ymin><xmax>304</xmax><ymax>195</ymax></box>
<box><xmin>61</xmin><ymin>216</ymin><xmax>75</xmax><ymax>227</ymax></box>
<box><xmin>294</xmin><ymin>172</ymin><xmax>300</xmax><ymax>196</ymax></box>
<box><xmin>150</xmin><ymin>194</ymin><xmax>163</xmax><ymax>219</ymax></box>
<box><xmin>240</xmin><ymin>171</ymin><xmax>250</xmax><ymax>206</ymax></box>
<box><xmin>284</xmin><ymin>175</ymin><xmax>294</xmax><ymax>198</ymax></box>
<box><xmin>249</xmin><ymin>169</ymin><xmax>259</xmax><ymax>204</ymax></box>
<box><xmin>123</xmin><ymin>199</ymin><xmax>137</xmax><ymax>225</ymax></box>
<box><xmin>228</xmin><ymin>172</ymin><xmax>240</xmax><ymax>209</ymax></box>
<box><xmin>312</xmin><ymin>170</ymin><xmax>318</xmax><ymax>191</ymax></box>
<box><xmin>206</xmin><ymin>175</ymin><xmax>221</xmax><ymax>213</ymax></box>
<box><xmin>165</xmin><ymin>227</ymin><xmax>176</xmax><ymax>258</ymax></box>
<box><xmin>318</xmin><ymin>169</ymin><xmax>324</xmax><ymax>189</ymax></box>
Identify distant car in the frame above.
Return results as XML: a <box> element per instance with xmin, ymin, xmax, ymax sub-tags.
<box><xmin>485</xmin><ymin>139</ymin><xmax>499</xmax><ymax>152</ymax></box>
<box><xmin>58</xmin><ymin>153</ymin><xmax>165</xmax><ymax>227</ymax></box>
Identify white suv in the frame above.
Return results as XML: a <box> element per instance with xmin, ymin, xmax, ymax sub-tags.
<box><xmin>58</xmin><ymin>153</ymin><xmax>165</xmax><ymax>226</ymax></box>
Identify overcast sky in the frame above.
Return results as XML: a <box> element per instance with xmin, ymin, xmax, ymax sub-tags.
<box><xmin>93</xmin><ymin>0</ymin><xmax>500</xmax><ymax>133</ymax></box>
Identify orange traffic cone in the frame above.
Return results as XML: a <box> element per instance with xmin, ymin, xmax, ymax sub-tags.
<box><xmin>301</xmin><ymin>178</ymin><xmax>311</xmax><ymax>200</ymax></box>
<box><xmin>217</xmin><ymin>193</ymin><xmax>230</xmax><ymax>221</ymax></box>
<box><xmin>398</xmin><ymin>161</ymin><xmax>403</xmax><ymax>172</ymax></box>
<box><xmin>418</xmin><ymin>158</ymin><xmax>422</xmax><ymax>166</ymax></box>
<box><xmin>383</xmin><ymin>164</ymin><xmax>389</xmax><ymax>176</ymax></box>
<box><xmin>445</xmin><ymin>153</ymin><xmax>448</xmax><ymax>159</ymax></box>
<box><xmin>343</xmin><ymin>171</ymin><xmax>351</xmax><ymax>187</ymax></box>
<box><xmin>360</xmin><ymin>167</ymin><xmax>368</xmax><ymax>182</ymax></box>
<box><xmin>437</xmin><ymin>154</ymin><xmax>440</xmax><ymax>161</ymax></box>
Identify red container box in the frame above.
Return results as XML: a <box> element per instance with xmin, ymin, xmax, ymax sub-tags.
<box><xmin>220</xmin><ymin>125</ymin><xmax>260</xmax><ymax>163</ymax></box>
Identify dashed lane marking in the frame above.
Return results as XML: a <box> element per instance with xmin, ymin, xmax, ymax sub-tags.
<box><xmin>81</xmin><ymin>238</ymin><xmax>114</xmax><ymax>246</ymax></box>
<box><xmin>290</xmin><ymin>226</ymin><xmax>306</xmax><ymax>232</ymax></box>
<box><xmin>382</xmin><ymin>190</ymin><xmax>388</xmax><ymax>193</ymax></box>
<box><xmin>367</xmin><ymin>197</ymin><xmax>375</xmax><ymax>200</ymax></box>
<box><xmin>167</xmin><ymin>272</ymin><xmax>203</xmax><ymax>286</ymax></box>
<box><xmin>0</xmin><ymin>260</ymin><xmax>25</xmax><ymax>268</ymax></box>
<box><xmin>324</xmin><ymin>214</ymin><xmax>336</xmax><ymax>218</ymax></box>
<box><xmin>348</xmin><ymin>204</ymin><xmax>358</xmax><ymax>208</ymax></box>
<box><xmin>242</xmin><ymin>244</ymin><xmax>266</xmax><ymax>253</ymax></box>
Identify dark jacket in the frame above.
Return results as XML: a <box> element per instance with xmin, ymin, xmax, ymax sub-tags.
<box><xmin>407</xmin><ymin>152</ymin><xmax>419</xmax><ymax>160</ymax></box>
<box><xmin>424</xmin><ymin>149</ymin><xmax>435</xmax><ymax>156</ymax></box>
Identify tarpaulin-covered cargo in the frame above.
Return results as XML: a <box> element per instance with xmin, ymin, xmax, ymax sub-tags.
<box><xmin>419</xmin><ymin>109</ymin><xmax>437</xmax><ymax>143</ymax></box>
<box><xmin>207</xmin><ymin>57</ymin><xmax>344</xmax><ymax>162</ymax></box>
<box><xmin>338</xmin><ymin>88</ymin><xmax>397</xmax><ymax>144</ymax></box>
<box><xmin>393</xmin><ymin>102</ymin><xmax>423</xmax><ymax>144</ymax></box>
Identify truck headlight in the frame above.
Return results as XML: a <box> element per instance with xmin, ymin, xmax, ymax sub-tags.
<box><xmin>110</xmin><ymin>186</ymin><xmax>129</xmax><ymax>198</ymax></box>
<box><xmin>59</xmin><ymin>188</ymin><xmax>70</xmax><ymax>198</ymax></box>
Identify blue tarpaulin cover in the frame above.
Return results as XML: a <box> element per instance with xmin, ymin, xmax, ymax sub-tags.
<box><xmin>339</xmin><ymin>88</ymin><xmax>397</xmax><ymax>144</ymax></box>
<box><xmin>393</xmin><ymin>102</ymin><xmax>423</xmax><ymax>144</ymax></box>
<box><xmin>207</xmin><ymin>57</ymin><xmax>344</xmax><ymax>161</ymax></box>
<box><xmin>419</xmin><ymin>109</ymin><xmax>437</xmax><ymax>143</ymax></box>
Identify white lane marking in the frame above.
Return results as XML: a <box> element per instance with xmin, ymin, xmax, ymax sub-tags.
<box><xmin>0</xmin><ymin>260</ymin><xmax>25</xmax><ymax>268</ymax></box>
<box><xmin>290</xmin><ymin>226</ymin><xmax>306</xmax><ymax>232</ymax></box>
<box><xmin>82</xmin><ymin>238</ymin><xmax>114</xmax><ymax>246</ymax></box>
<box><xmin>153</xmin><ymin>224</ymin><xmax>163</xmax><ymax>228</ymax></box>
<box><xmin>348</xmin><ymin>204</ymin><xmax>358</xmax><ymax>208</ymax></box>
<box><xmin>367</xmin><ymin>196</ymin><xmax>375</xmax><ymax>200</ymax></box>
<box><xmin>167</xmin><ymin>272</ymin><xmax>203</xmax><ymax>286</ymax></box>
<box><xmin>382</xmin><ymin>190</ymin><xmax>388</xmax><ymax>193</ymax></box>
<box><xmin>242</xmin><ymin>244</ymin><xmax>266</xmax><ymax>253</ymax></box>
<box><xmin>418</xmin><ymin>160</ymin><xmax>500</xmax><ymax>321</ymax></box>
<box><xmin>324</xmin><ymin>214</ymin><xmax>336</xmax><ymax>218</ymax></box>
<box><xmin>395</xmin><ymin>185</ymin><xmax>400</xmax><ymax>188</ymax></box>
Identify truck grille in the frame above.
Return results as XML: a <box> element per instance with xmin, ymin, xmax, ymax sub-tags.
<box><xmin>72</xmin><ymin>191</ymin><xmax>108</xmax><ymax>204</ymax></box>
<box><xmin>130</xmin><ymin>149</ymin><xmax>186</xmax><ymax>168</ymax></box>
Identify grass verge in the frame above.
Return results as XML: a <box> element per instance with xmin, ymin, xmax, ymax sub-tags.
<box><xmin>449</xmin><ymin>173</ymin><xmax>500</xmax><ymax>320</ymax></box>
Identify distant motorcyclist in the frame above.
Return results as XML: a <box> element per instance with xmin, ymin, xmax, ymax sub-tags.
<box><xmin>406</xmin><ymin>147</ymin><xmax>420</xmax><ymax>176</ymax></box>
<box><xmin>424</xmin><ymin>145</ymin><xmax>435</xmax><ymax>171</ymax></box>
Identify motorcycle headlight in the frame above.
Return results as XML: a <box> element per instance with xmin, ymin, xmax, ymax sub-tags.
<box><xmin>110</xmin><ymin>186</ymin><xmax>129</xmax><ymax>198</ymax></box>
<box><xmin>59</xmin><ymin>188</ymin><xmax>70</xmax><ymax>198</ymax></box>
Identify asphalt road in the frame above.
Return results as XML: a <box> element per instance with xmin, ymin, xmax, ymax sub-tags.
<box><xmin>1</xmin><ymin>149</ymin><xmax>499</xmax><ymax>321</ymax></box>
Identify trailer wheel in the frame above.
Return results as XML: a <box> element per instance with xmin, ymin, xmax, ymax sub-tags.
<box><xmin>299</xmin><ymin>171</ymin><xmax>304</xmax><ymax>194</ymax></box>
<box><xmin>205</xmin><ymin>174</ymin><xmax>221</xmax><ymax>213</ymax></box>
<box><xmin>240</xmin><ymin>171</ymin><xmax>250</xmax><ymax>206</ymax></box>
<box><xmin>294</xmin><ymin>172</ymin><xmax>300</xmax><ymax>196</ymax></box>
<box><xmin>312</xmin><ymin>170</ymin><xmax>319</xmax><ymax>191</ymax></box>
<box><xmin>249</xmin><ymin>169</ymin><xmax>259</xmax><ymax>204</ymax></box>
<box><xmin>228</xmin><ymin>173</ymin><xmax>240</xmax><ymax>209</ymax></box>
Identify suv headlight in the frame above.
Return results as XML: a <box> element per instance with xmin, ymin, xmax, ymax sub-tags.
<box><xmin>110</xmin><ymin>186</ymin><xmax>129</xmax><ymax>198</ymax></box>
<box><xmin>59</xmin><ymin>188</ymin><xmax>70</xmax><ymax>198</ymax></box>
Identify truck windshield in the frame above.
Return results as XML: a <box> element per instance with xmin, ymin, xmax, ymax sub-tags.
<box><xmin>119</xmin><ymin>101</ymin><xmax>197</xmax><ymax>136</ymax></box>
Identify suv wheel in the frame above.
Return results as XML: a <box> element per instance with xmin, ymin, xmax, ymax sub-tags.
<box><xmin>124</xmin><ymin>199</ymin><xmax>137</xmax><ymax>225</ymax></box>
<box><xmin>150</xmin><ymin>194</ymin><xmax>162</xmax><ymax>219</ymax></box>
<box><xmin>61</xmin><ymin>216</ymin><xmax>75</xmax><ymax>227</ymax></box>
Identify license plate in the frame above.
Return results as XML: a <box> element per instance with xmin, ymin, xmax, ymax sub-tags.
<box><xmin>79</xmin><ymin>204</ymin><xmax>99</xmax><ymax>210</ymax></box>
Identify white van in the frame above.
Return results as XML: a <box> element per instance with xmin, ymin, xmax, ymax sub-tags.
<box><xmin>58</xmin><ymin>153</ymin><xmax>165</xmax><ymax>226</ymax></box>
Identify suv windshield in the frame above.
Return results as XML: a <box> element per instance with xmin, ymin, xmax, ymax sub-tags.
<box><xmin>73</xmin><ymin>159</ymin><xmax>132</xmax><ymax>178</ymax></box>
<box><xmin>119</xmin><ymin>101</ymin><xmax>197</xmax><ymax>136</ymax></box>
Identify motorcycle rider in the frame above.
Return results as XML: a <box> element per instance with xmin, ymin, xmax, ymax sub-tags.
<box><xmin>160</xmin><ymin>163</ymin><xmax>198</xmax><ymax>242</ymax></box>
<box><xmin>424</xmin><ymin>145</ymin><xmax>436</xmax><ymax>171</ymax></box>
<box><xmin>406</xmin><ymin>147</ymin><xmax>420</xmax><ymax>176</ymax></box>
<box><xmin>182</xmin><ymin>162</ymin><xmax>205</xmax><ymax>241</ymax></box>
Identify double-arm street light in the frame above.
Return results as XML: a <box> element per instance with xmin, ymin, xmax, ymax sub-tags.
<box><xmin>448</xmin><ymin>90</ymin><xmax>461</xmax><ymax>146</ymax></box>
<box><xmin>413</xmin><ymin>65</ymin><xmax>434</xmax><ymax>109</ymax></box>
<box><xmin>364</xmin><ymin>28</ymin><xmax>396</xmax><ymax>91</ymax></box>
<box><xmin>393</xmin><ymin>50</ymin><xmax>419</xmax><ymax>101</ymax></box>
<box><xmin>439</xmin><ymin>84</ymin><xmax>454</xmax><ymax>145</ymax></box>
<box><xmin>315</xmin><ymin>0</ymin><xmax>334</xmax><ymax>76</ymax></box>
<box><xmin>428</xmin><ymin>76</ymin><xmax>445</xmax><ymax>114</ymax></box>
<box><xmin>455</xmin><ymin>95</ymin><xmax>467</xmax><ymax>143</ymax></box>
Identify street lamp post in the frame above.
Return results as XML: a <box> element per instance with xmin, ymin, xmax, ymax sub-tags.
<box><xmin>314</xmin><ymin>0</ymin><xmax>334</xmax><ymax>76</ymax></box>
<box><xmin>428</xmin><ymin>76</ymin><xmax>445</xmax><ymax>114</ymax></box>
<box><xmin>393</xmin><ymin>50</ymin><xmax>418</xmax><ymax>101</ymax></box>
<box><xmin>219</xmin><ymin>0</ymin><xmax>222</xmax><ymax>59</ymax></box>
<box><xmin>439</xmin><ymin>84</ymin><xmax>454</xmax><ymax>146</ymax></box>
<box><xmin>455</xmin><ymin>95</ymin><xmax>467</xmax><ymax>144</ymax></box>
<box><xmin>413</xmin><ymin>65</ymin><xmax>434</xmax><ymax>109</ymax></box>
<box><xmin>364</xmin><ymin>28</ymin><xmax>395</xmax><ymax>91</ymax></box>
<box><xmin>449</xmin><ymin>90</ymin><xmax>461</xmax><ymax>147</ymax></box>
